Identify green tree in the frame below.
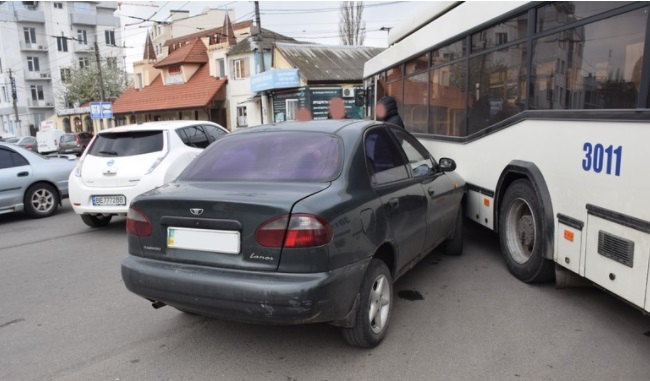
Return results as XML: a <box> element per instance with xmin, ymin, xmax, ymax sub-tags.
<box><xmin>57</xmin><ymin>53</ymin><xmax>128</xmax><ymax>107</ymax></box>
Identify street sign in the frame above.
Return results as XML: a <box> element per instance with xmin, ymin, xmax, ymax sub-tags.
<box><xmin>90</xmin><ymin>101</ymin><xmax>113</xmax><ymax>119</ymax></box>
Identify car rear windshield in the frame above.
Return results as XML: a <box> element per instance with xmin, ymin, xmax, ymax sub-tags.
<box><xmin>87</xmin><ymin>131</ymin><xmax>164</xmax><ymax>157</ymax></box>
<box><xmin>179</xmin><ymin>131</ymin><xmax>342</xmax><ymax>182</ymax></box>
<box><xmin>60</xmin><ymin>135</ymin><xmax>76</xmax><ymax>143</ymax></box>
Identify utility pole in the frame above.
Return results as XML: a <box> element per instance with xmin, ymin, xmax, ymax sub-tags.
<box><xmin>94</xmin><ymin>41</ymin><xmax>106</xmax><ymax>102</ymax></box>
<box><xmin>254</xmin><ymin>1</ymin><xmax>269</xmax><ymax>124</ymax></box>
<box><xmin>8</xmin><ymin>69</ymin><xmax>21</xmax><ymax>136</ymax></box>
<box><xmin>94</xmin><ymin>41</ymin><xmax>106</xmax><ymax>131</ymax></box>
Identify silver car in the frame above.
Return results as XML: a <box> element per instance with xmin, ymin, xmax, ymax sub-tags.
<box><xmin>0</xmin><ymin>142</ymin><xmax>77</xmax><ymax>218</ymax></box>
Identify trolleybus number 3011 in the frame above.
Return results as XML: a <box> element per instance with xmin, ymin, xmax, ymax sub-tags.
<box><xmin>582</xmin><ymin>143</ymin><xmax>623</xmax><ymax>177</ymax></box>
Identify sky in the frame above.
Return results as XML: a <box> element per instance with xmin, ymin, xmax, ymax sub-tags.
<box><xmin>115</xmin><ymin>1</ymin><xmax>426</xmax><ymax>71</ymax></box>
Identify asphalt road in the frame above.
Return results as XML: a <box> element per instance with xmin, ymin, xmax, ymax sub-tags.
<box><xmin>1</xmin><ymin>201</ymin><xmax>650</xmax><ymax>381</ymax></box>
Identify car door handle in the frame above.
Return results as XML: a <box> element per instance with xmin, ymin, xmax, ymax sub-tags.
<box><xmin>17</xmin><ymin>171</ymin><xmax>29</xmax><ymax>177</ymax></box>
<box><xmin>388</xmin><ymin>198</ymin><xmax>399</xmax><ymax>209</ymax></box>
<box><xmin>427</xmin><ymin>187</ymin><xmax>435</xmax><ymax>196</ymax></box>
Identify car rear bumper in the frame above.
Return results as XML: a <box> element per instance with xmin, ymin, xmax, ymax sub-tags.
<box><xmin>121</xmin><ymin>255</ymin><xmax>369</xmax><ymax>325</ymax></box>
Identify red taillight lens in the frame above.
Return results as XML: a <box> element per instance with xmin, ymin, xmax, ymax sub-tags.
<box><xmin>75</xmin><ymin>135</ymin><xmax>81</xmax><ymax>144</ymax></box>
<box><xmin>126</xmin><ymin>206</ymin><xmax>152</xmax><ymax>237</ymax></box>
<box><xmin>255</xmin><ymin>214</ymin><xmax>332</xmax><ymax>248</ymax></box>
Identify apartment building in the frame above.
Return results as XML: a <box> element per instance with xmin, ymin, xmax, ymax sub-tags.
<box><xmin>0</xmin><ymin>1</ymin><xmax>123</xmax><ymax>137</ymax></box>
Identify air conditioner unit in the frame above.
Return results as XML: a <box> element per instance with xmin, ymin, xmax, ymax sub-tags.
<box><xmin>341</xmin><ymin>85</ymin><xmax>356</xmax><ymax>98</ymax></box>
<box><xmin>38</xmin><ymin>45</ymin><xmax>45</xmax><ymax>50</ymax></box>
<box><xmin>46</xmin><ymin>102</ymin><xmax>52</xmax><ymax>106</ymax></box>
<box><xmin>40</xmin><ymin>73</ymin><xmax>50</xmax><ymax>78</ymax></box>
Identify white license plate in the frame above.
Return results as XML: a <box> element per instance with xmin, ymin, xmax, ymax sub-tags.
<box><xmin>167</xmin><ymin>227</ymin><xmax>240</xmax><ymax>254</ymax></box>
<box><xmin>92</xmin><ymin>195</ymin><xmax>126</xmax><ymax>206</ymax></box>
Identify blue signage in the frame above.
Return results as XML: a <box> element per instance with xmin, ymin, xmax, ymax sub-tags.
<box><xmin>250</xmin><ymin>69</ymin><xmax>300</xmax><ymax>92</ymax></box>
<box><xmin>90</xmin><ymin>101</ymin><xmax>113</xmax><ymax>119</ymax></box>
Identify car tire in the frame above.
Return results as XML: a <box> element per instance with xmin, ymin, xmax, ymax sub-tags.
<box><xmin>444</xmin><ymin>205</ymin><xmax>464</xmax><ymax>256</ymax></box>
<box><xmin>341</xmin><ymin>258</ymin><xmax>393</xmax><ymax>348</ymax></box>
<box><xmin>81</xmin><ymin>214</ymin><xmax>112</xmax><ymax>228</ymax></box>
<box><xmin>24</xmin><ymin>183</ymin><xmax>59</xmax><ymax>218</ymax></box>
<box><xmin>499</xmin><ymin>179</ymin><xmax>554</xmax><ymax>283</ymax></box>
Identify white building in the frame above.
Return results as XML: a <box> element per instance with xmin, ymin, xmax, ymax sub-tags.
<box><xmin>0</xmin><ymin>1</ymin><xmax>123</xmax><ymax>137</ymax></box>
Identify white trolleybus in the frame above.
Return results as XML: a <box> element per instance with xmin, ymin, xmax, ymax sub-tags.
<box><xmin>363</xmin><ymin>1</ymin><xmax>650</xmax><ymax>312</ymax></box>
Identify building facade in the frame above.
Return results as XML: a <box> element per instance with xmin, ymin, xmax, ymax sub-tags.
<box><xmin>0</xmin><ymin>1</ymin><xmax>123</xmax><ymax>137</ymax></box>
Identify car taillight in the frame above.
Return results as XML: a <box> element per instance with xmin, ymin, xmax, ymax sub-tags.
<box><xmin>255</xmin><ymin>214</ymin><xmax>332</xmax><ymax>248</ymax></box>
<box><xmin>126</xmin><ymin>207</ymin><xmax>152</xmax><ymax>237</ymax></box>
<box><xmin>75</xmin><ymin>135</ymin><xmax>80</xmax><ymax>144</ymax></box>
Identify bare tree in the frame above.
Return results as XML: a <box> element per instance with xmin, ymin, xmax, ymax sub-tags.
<box><xmin>339</xmin><ymin>1</ymin><xmax>365</xmax><ymax>45</ymax></box>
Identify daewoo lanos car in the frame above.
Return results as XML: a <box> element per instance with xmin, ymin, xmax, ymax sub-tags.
<box><xmin>121</xmin><ymin>120</ymin><xmax>465</xmax><ymax>348</ymax></box>
<box><xmin>0</xmin><ymin>142</ymin><xmax>77</xmax><ymax>218</ymax></box>
<box><xmin>68</xmin><ymin>121</ymin><xmax>228</xmax><ymax>227</ymax></box>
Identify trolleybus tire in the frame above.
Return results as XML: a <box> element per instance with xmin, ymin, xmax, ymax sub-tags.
<box><xmin>499</xmin><ymin>179</ymin><xmax>554</xmax><ymax>283</ymax></box>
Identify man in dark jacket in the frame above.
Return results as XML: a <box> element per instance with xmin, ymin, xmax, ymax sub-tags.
<box><xmin>376</xmin><ymin>95</ymin><xmax>405</xmax><ymax>128</ymax></box>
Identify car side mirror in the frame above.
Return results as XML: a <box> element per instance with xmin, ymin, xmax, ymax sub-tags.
<box><xmin>438</xmin><ymin>157</ymin><xmax>456</xmax><ymax>172</ymax></box>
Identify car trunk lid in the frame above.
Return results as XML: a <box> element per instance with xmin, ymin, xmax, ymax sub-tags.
<box><xmin>130</xmin><ymin>181</ymin><xmax>330</xmax><ymax>272</ymax></box>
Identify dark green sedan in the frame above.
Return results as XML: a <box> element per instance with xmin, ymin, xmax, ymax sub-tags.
<box><xmin>121</xmin><ymin>119</ymin><xmax>465</xmax><ymax>348</ymax></box>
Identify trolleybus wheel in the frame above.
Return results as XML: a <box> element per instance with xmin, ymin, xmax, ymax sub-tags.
<box><xmin>499</xmin><ymin>179</ymin><xmax>554</xmax><ymax>283</ymax></box>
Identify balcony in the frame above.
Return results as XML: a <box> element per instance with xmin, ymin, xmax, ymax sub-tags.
<box><xmin>74</xmin><ymin>43</ymin><xmax>94</xmax><ymax>54</ymax></box>
<box><xmin>19</xmin><ymin>41</ymin><xmax>48</xmax><ymax>52</ymax></box>
<box><xmin>24</xmin><ymin>71</ymin><xmax>52</xmax><ymax>81</ymax></box>
<box><xmin>28</xmin><ymin>99</ymin><xmax>55</xmax><ymax>109</ymax></box>
<box><xmin>97</xmin><ymin>14</ymin><xmax>120</xmax><ymax>27</ymax></box>
<box><xmin>14</xmin><ymin>8</ymin><xmax>45</xmax><ymax>23</ymax></box>
<box><xmin>70</xmin><ymin>12</ymin><xmax>97</xmax><ymax>26</ymax></box>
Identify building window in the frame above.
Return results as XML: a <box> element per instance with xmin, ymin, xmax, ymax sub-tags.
<box><xmin>0</xmin><ymin>58</ymin><xmax>2</xmax><ymax>73</ymax></box>
<box><xmin>232</xmin><ymin>58</ymin><xmax>247</xmax><ymax>79</ymax></box>
<box><xmin>1</xmin><ymin>86</ymin><xmax>6</xmax><ymax>103</ymax></box>
<box><xmin>27</xmin><ymin>57</ymin><xmax>40</xmax><ymax>72</ymax></box>
<box><xmin>106</xmin><ymin>57</ymin><xmax>117</xmax><ymax>68</ymax></box>
<box><xmin>79</xmin><ymin>57</ymin><xmax>88</xmax><ymax>69</ymax></box>
<box><xmin>24</xmin><ymin>27</ymin><xmax>36</xmax><ymax>44</ymax></box>
<box><xmin>30</xmin><ymin>85</ymin><xmax>44</xmax><ymax>101</ymax></box>
<box><xmin>60</xmin><ymin>68</ymin><xmax>71</xmax><ymax>83</ymax></box>
<box><xmin>57</xmin><ymin>37</ymin><xmax>68</xmax><ymax>52</ymax></box>
<box><xmin>168</xmin><ymin>65</ymin><xmax>181</xmax><ymax>74</ymax></box>
<box><xmin>136</xmin><ymin>73</ymin><xmax>143</xmax><ymax>89</ymax></box>
<box><xmin>215</xmin><ymin>58</ymin><xmax>225</xmax><ymax>78</ymax></box>
<box><xmin>105</xmin><ymin>30</ymin><xmax>115</xmax><ymax>46</ymax></box>
<box><xmin>237</xmin><ymin>106</ymin><xmax>247</xmax><ymax>127</ymax></box>
<box><xmin>77</xmin><ymin>30</ymin><xmax>87</xmax><ymax>45</ymax></box>
<box><xmin>53</xmin><ymin>2</ymin><xmax>63</xmax><ymax>9</ymax></box>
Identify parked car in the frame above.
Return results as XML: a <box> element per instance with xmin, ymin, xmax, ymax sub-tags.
<box><xmin>121</xmin><ymin>119</ymin><xmax>466</xmax><ymax>348</ymax></box>
<box><xmin>58</xmin><ymin>132</ymin><xmax>93</xmax><ymax>156</ymax></box>
<box><xmin>69</xmin><ymin>120</ymin><xmax>228</xmax><ymax>228</ymax></box>
<box><xmin>9</xmin><ymin>136</ymin><xmax>39</xmax><ymax>153</ymax></box>
<box><xmin>36</xmin><ymin>129</ymin><xmax>66</xmax><ymax>154</ymax></box>
<box><xmin>0</xmin><ymin>142</ymin><xmax>77</xmax><ymax>218</ymax></box>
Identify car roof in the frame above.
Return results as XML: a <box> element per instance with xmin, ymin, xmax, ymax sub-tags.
<box><xmin>97</xmin><ymin>120</ymin><xmax>224</xmax><ymax>134</ymax></box>
<box><xmin>230</xmin><ymin>119</ymin><xmax>376</xmax><ymax>137</ymax></box>
<box><xmin>0</xmin><ymin>141</ymin><xmax>36</xmax><ymax>154</ymax></box>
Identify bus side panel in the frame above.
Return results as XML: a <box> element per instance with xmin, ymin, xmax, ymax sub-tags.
<box><xmin>467</xmin><ymin>189</ymin><xmax>494</xmax><ymax>230</ymax></box>
<box><xmin>584</xmin><ymin>214</ymin><xmax>650</xmax><ymax>309</ymax></box>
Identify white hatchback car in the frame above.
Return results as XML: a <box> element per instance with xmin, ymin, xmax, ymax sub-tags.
<box><xmin>69</xmin><ymin>120</ymin><xmax>228</xmax><ymax>227</ymax></box>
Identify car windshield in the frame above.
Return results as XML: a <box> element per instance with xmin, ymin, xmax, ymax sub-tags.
<box><xmin>6</xmin><ymin>138</ymin><xmax>19</xmax><ymax>143</ymax></box>
<box><xmin>87</xmin><ymin>130</ymin><xmax>164</xmax><ymax>157</ymax></box>
<box><xmin>179</xmin><ymin>131</ymin><xmax>342</xmax><ymax>182</ymax></box>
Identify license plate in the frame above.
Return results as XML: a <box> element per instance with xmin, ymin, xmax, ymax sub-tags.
<box><xmin>167</xmin><ymin>227</ymin><xmax>240</xmax><ymax>254</ymax></box>
<box><xmin>92</xmin><ymin>195</ymin><xmax>126</xmax><ymax>206</ymax></box>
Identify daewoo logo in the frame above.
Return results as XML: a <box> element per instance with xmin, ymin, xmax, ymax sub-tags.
<box><xmin>190</xmin><ymin>208</ymin><xmax>204</xmax><ymax>215</ymax></box>
<box><xmin>106</xmin><ymin>159</ymin><xmax>115</xmax><ymax>166</ymax></box>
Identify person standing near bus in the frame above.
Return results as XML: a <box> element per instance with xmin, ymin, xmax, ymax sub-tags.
<box><xmin>376</xmin><ymin>95</ymin><xmax>405</xmax><ymax>128</ymax></box>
